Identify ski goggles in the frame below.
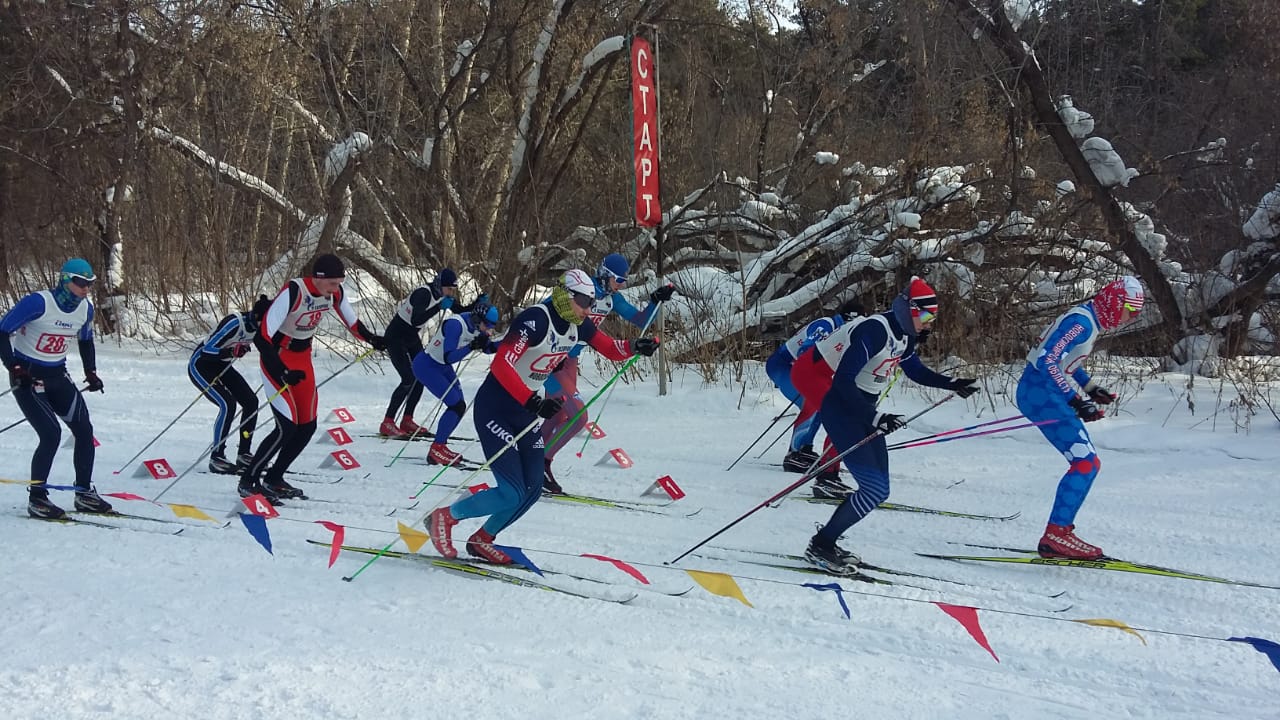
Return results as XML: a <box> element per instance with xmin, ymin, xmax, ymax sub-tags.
<box><xmin>571</xmin><ymin>291</ymin><xmax>595</xmax><ymax>309</ymax></box>
<box><xmin>599</xmin><ymin>266</ymin><xmax>628</xmax><ymax>284</ymax></box>
<box><xmin>912</xmin><ymin>301</ymin><xmax>937</xmax><ymax>324</ymax></box>
<box><xmin>1123</xmin><ymin>299</ymin><xmax>1144</xmax><ymax>313</ymax></box>
<box><xmin>66</xmin><ymin>273</ymin><xmax>96</xmax><ymax>288</ymax></box>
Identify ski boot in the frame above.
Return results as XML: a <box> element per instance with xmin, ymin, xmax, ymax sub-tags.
<box><xmin>1037</xmin><ymin>524</ymin><xmax>1104</xmax><ymax>560</ymax></box>
<box><xmin>783</xmin><ymin>445</ymin><xmax>818</xmax><ymax>473</ymax></box>
<box><xmin>73</xmin><ymin>485</ymin><xmax>113</xmax><ymax>513</ymax></box>
<box><xmin>28</xmin><ymin>486</ymin><xmax>66</xmax><ymax>520</ymax></box>
<box><xmin>379</xmin><ymin>417</ymin><xmax>408</xmax><ymax>438</ymax></box>
<box><xmin>399</xmin><ymin>416</ymin><xmax>425</xmax><ymax>437</ymax></box>
<box><xmin>428</xmin><ymin>443</ymin><xmax>462</xmax><ymax>466</ymax></box>
<box><xmin>542</xmin><ymin>459</ymin><xmax>564</xmax><ymax>495</ymax></box>
<box><xmin>426</xmin><ymin>507</ymin><xmax>459</xmax><ymax>559</ymax></box>
<box><xmin>208</xmin><ymin>455</ymin><xmax>238</xmax><ymax>474</ymax></box>
<box><xmin>466</xmin><ymin>528</ymin><xmax>512</xmax><ymax>565</ymax></box>
<box><xmin>804</xmin><ymin>535</ymin><xmax>861</xmax><ymax>576</ymax></box>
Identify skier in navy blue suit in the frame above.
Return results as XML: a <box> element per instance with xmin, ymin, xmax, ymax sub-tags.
<box><xmin>0</xmin><ymin>258</ymin><xmax>113</xmax><ymax>519</ymax></box>
<box><xmin>767</xmin><ymin>300</ymin><xmax>863</xmax><ymax>472</ymax></box>
<box><xmin>803</xmin><ymin>277</ymin><xmax>978</xmax><ymax>576</ymax></box>
<box><xmin>411</xmin><ymin>303</ymin><xmax>501</xmax><ymax>465</ymax></box>
<box><xmin>1017</xmin><ymin>276</ymin><xmax>1144</xmax><ymax>560</ymax></box>
<box><xmin>426</xmin><ymin>269</ymin><xmax>659</xmax><ymax>564</ymax></box>
<box><xmin>539</xmin><ymin>253</ymin><xmax>673</xmax><ymax>494</ymax></box>
<box><xmin>188</xmin><ymin>295</ymin><xmax>272</xmax><ymax>474</ymax></box>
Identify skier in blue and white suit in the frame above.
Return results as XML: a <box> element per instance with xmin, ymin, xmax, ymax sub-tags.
<box><xmin>0</xmin><ymin>258</ymin><xmax>113</xmax><ymax>519</ymax></box>
<box><xmin>803</xmin><ymin>277</ymin><xmax>978</xmax><ymax>576</ymax></box>
<box><xmin>411</xmin><ymin>303</ymin><xmax>501</xmax><ymax>466</ymax></box>
<box><xmin>769</xmin><ymin>300</ymin><xmax>863</xmax><ymax>472</ymax></box>
<box><xmin>538</xmin><ymin>253</ymin><xmax>674</xmax><ymax>493</ymax></box>
<box><xmin>426</xmin><ymin>269</ymin><xmax>659</xmax><ymax>565</ymax></box>
<box><xmin>1018</xmin><ymin>276</ymin><xmax>1144</xmax><ymax>561</ymax></box>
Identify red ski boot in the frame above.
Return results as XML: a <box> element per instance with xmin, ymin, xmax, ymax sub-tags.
<box><xmin>379</xmin><ymin>417</ymin><xmax>408</xmax><ymax>438</ymax></box>
<box><xmin>428</xmin><ymin>442</ymin><xmax>462</xmax><ymax>466</ymax></box>
<box><xmin>399</xmin><ymin>416</ymin><xmax>425</xmax><ymax>437</ymax></box>
<box><xmin>1037</xmin><ymin>523</ymin><xmax>1104</xmax><ymax>560</ymax></box>
<box><xmin>426</xmin><ymin>507</ymin><xmax>459</xmax><ymax>559</ymax></box>
<box><xmin>465</xmin><ymin>528</ymin><xmax>512</xmax><ymax>565</ymax></box>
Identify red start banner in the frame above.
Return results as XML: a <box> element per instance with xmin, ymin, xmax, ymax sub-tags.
<box><xmin>631</xmin><ymin>37</ymin><xmax>660</xmax><ymax>227</ymax></box>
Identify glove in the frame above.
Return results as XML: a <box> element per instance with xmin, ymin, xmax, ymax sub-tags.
<box><xmin>280</xmin><ymin>368</ymin><xmax>307</xmax><ymax>386</ymax></box>
<box><xmin>232</xmin><ymin>344</ymin><xmax>250</xmax><ymax>358</ymax></box>
<box><xmin>948</xmin><ymin>377</ymin><xmax>980</xmax><ymax>399</ymax></box>
<box><xmin>916</xmin><ymin>328</ymin><xmax>931</xmax><ymax>347</ymax></box>
<box><xmin>649</xmin><ymin>284</ymin><xmax>676</xmax><ymax>304</ymax></box>
<box><xmin>1086</xmin><ymin>385</ymin><xmax>1117</xmax><ymax>405</ymax></box>
<box><xmin>475</xmin><ymin>292</ymin><xmax>489</xmax><ymax>305</ymax></box>
<box><xmin>1069</xmin><ymin>396</ymin><xmax>1105</xmax><ymax>422</ymax></box>
<box><xmin>874</xmin><ymin>412</ymin><xmax>907</xmax><ymax>434</ymax></box>
<box><xmin>469</xmin><ymin>335</ymin><xmax>490</xmax><ymax>351</ymax></box>
<box><xmin>367</xmin><ymin>334</ymin><xmax>388</xmax><ymax>352</ymax></box>
<box><xmin>84</xmin><ymin>371</ymin><xmax>104</xmax><ymax>393</ymax></box>
<box><xmin>439</xmin><ymin>296</ymin><xmax>454</xmax><ymax>311</ymax></box>
<box><xmin>8</xmin><ymin>365</ymin><xmax>31</xmax><ymax>388</ymax></box>
<box><xmin>632</xmin><ymin>337</ymin><xmax>660</xmax><ymax>357</ymax></box>
<box><xmin>523</xmin><ymin>393</ymin><xmax>563</xmax><ymax>419</ymax></box>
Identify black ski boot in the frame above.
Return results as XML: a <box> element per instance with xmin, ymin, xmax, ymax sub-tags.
<box><xmin>783</xmin><ymin>445</ymin><xmax>818</xmax><ymax>473</ymax></box>
<box><xmin>28</xmin><ymin>487</ymin><xmax>66</xmax><ymax>520</ymax></box>
<box><xmin>812</xmin><ymin>472</ymin><xmax>853</xmax><ymax>499</ymax></box>
<box><xmin>804</xmin><ymin>535</ymin><xmax>861</xmax><ymax>576</ymax></box>
<box><xmin>208</xmin><ymin>455</ymin><xmax>237</xmax><ymax>474</ymax></box>
<box><xmin>262</xmin><ymin>474</ymin><xmax>305</xmax><ymax>500</ymax></box>
<box><xmin>73</xmin><ymin>486</ymin><xmax>113</xmax><ymax>513</ymax></box>
<box><xmin>542</xmin><ymin>459</ymin><xmax>565</xmax><ymax>495</ymax></box>
<box><xmin>238</xmin><ymin>479</ymin><xmax>283</xmax><ymax>505</ymax></box>
<box><xmin>235</xmin><ymin>453</ymin><xmax>254</xmax><ymax>474</ymax></box>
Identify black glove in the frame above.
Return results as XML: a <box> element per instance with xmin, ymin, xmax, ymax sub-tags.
<box><xmin>469</xmin><ymin>335</ymin><xmax>490</xmax><ymax>351</ymax></box>
<box><xmin>948</xmin><ymin>377</ymin><xmax>980</xmax><ymax>399</ymax></box>
<box><xmin>649</xmin><ymin>284</ymin><xmax>676</xmax><ymax>304</ymax></box>
<box><xmin>9</xmin><ymin>364</ymin><xmax>32</xmax><ymax>389</ymax></box>
<box><xmin>874</xmin><ymin>412</ymin><xmax>906</xmax><ymax>434</ymax></box>
<box><xmin>523</xmin><ymin>393</ymin><xmax>563</xmax><ymax>419</ymax></box>
<box><xmin>632</xmin><ymin>337</ymin><xmax>660</xmax><ymax>357</ymax></box>
<box><xmin>280</xmin><ymin>368</ymin><xmax>307</xmax><ymax>386</ymax></box>
<box><xmin>84</xmin><ymin>370</ymin><xmax>104</xmax><ymax>393</ymax></box>
<box><xmin>915</xmin><ymin>328</ymin><xmax>931</xmax><ymax>347</ymax></box>
<box><xmin>1086</xmin><ymin>385</ymin><xmax>1117</xmax><ymax>405</ymax></box>
<box><xmin>232</xmin><ymin>344</ymin><xmax>250</xmax><ymax>358</ymax></box>
<box><xmin>1069</xmin><ymin>396</ymin><xmax>1105</xmax><ymax>422</ymax></box>
<box><xmin>367</xmin><ymin>334</ymin><xmax>388</xmax><ymax>352</ymax></box>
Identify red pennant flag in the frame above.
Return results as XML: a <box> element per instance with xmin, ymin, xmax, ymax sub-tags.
<box><xmin>103</xmin><ymin>492</ymin><xmax>150</xmax><ymax>502</ymax></box>
<box><xmin>314</xmin><ymin>520</ymin><xmax>345</xmax><ymax>568</ymax></box>
<box><xmin>935</xmin><ymin>603</ymin><xmax>999</xmax><ymax>662</ymax></box>
<box><xmin>581</xmin><ymin>553</ymin><xmax>650</xmax><ymax>584</ymax></box>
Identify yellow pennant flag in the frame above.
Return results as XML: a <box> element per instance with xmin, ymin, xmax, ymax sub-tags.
<box><xmin>1073</xmin><ymin>618</ymin><xmax>1148</xmax><ymax>645</ymax></box>
<box><xmin>0</xmin><ymin>478</ymin><xmax>33</xmax><ymax>486</ymax></box>
<box><xmin>686</xmin><ymin>570</ymin><xmax>753</xmax><ymax>607</ymax></box>
<box><xmin>168</xmin><ymin>504</ymin><xmax>215</xmax><ymax>522</ymax></box>
<box><xmin>397</xmin><ymin>521</ymin><xmax>429</xmax><ymax>553</ymax></box>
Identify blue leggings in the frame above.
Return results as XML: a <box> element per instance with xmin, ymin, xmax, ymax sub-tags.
<box><xmin>766</xmin><ymin>348</ymin><xmax>809</xmax><ymax>451</ymax></box>
<box><xmin>412</xmin><ymin>354</ymin><xmax>465</xmax><ymax>443</ymax></box>
<box><xmin>814</xmin><ymin>387</ymin><xmax>889</xmax><ymax>544</ymax></box>
<box><xmin>12</xmin><ymin>369</ymin><xmax>95</xmax><ymax>489</ymax></box>
<box><xmin>1015</xmin><ymin>366</ymin><xmax>1099</xmax><ymax>527</ymax></box>
<box><xmin>449</xmin><ymin>377</ymin><xmax>544</xmax><ymax>537</ymax></box>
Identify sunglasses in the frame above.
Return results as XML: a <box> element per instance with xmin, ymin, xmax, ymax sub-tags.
<box><xmin>1123</xmin><ymin>301</ymin><xmax>1142</xmax><ymax>313</ymax></box>
<box><xmin>571</xmin><ymin>292</ymin><xmax>594</xmax><ymax>309</ymax></box>
<box><xmin>68</xmin><ymin>274</ymin><xmax>95</xmax><ymax>288</ymax></box>
<box><xmin>912</xmin><ymin>302</ymin><xmax>936</xmax><ymax>324</ymax></box>
<box><xmin>600</xmin><ymin>268</ymin><xmax>628</xmax><ymax>284</ymax></box>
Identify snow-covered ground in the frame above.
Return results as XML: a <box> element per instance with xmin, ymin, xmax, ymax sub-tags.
<box><xmin>1</xmin><ymin>345</ymin><xmax>1277</xmax><ymax>719</ymax></box>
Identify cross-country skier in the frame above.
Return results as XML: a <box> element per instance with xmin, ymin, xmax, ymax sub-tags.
<box><xmin>426</xmin><ymin>269</ymin><xmax>660</xmax><ymax>564</ymax></box>
<box><xmin>768</xmin><ymin>300</ymin><xmax>863</xmax><ymax>473</ymax></box>
<box><xmin>802</xmin><ymin>277</ymin><xmax>979</xmax><ymax>575</ymax></box>
<box><xmin>1018</xmin><ymin>276</ymin><xmax>1144</xmax><ymax>560</ymax></box>
<box><xmin>0</xmin><ymin>258</ymin><xmax>113</xmax><ymax>518</ymax></box>
<box><xmin>380</xmin><ymin>268</ymin><xmax>486</xmax><ymax>438</ymax></box>
<box><xmin>238</xmin><ymin>254</ymin><xmax>386</xmax><ymax>503</ymax></box>
<box><xmin>539</xmin><ymin>253</ymin><xmax>674</xmax><ymax>494</ymax></box>
<box><xmin>188</xmin><ymin>295</ymin><xmax>273</xmax><ymax>474</ymax></box>
<box><xmin>411</xmin><ymin>302</ymin><xmax>501</xmax><ymax>466</ymax></box>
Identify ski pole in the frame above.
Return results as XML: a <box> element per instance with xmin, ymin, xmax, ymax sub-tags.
<box><xmin>568</xmin><ymin>298</ymin><xmax>665</xmax><ymax>459</ymax></box>
<box><xmin>0</xmin><ymin>386</ymin><xmax>13</xmax><ymax>400</ymax></box>
<box><xmin>387</xmin><ymin>354</ymin><xmax>476</xmax><ymax>468</ymax></box>
<box><xmin>728</xmin><ymin>401</ymin><xmax>796</xmax><ymax>470</ymax></box>
<box><xmin>885</xmin><ymin>414</ymin><xmax>1025</xmax><ymax>451</ymax></box>
<box><xmin>889</xmin><ymin>419</ymin><xmax>1056</xmax><ymax>451</ymax></box>
<box><xmin>669</xmin><ymin>394</ymin><xmax>956</xmax><ymax>565</ymax></box>
<box><xmin>153</xmin><ymin>348</ymin><xmax>374</xmax><ymax>502</ymax></box>
<box><xmin>756</xmin><ymin>368</ymin><xmax>901</xmax><ymax>462</ymax></box>
<box><xmin>344</xmin><ymin>415</ymin><xmax>543</xmax><ymax>583</ymax></box>
<box><xmin>111</xmin><ymin>361</ymin><xmax>238</xmax><ymax>475</ymax></box>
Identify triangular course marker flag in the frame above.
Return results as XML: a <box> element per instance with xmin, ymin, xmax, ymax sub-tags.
<box><xmin>935</xmin><ymin>603</ymin><xmax>999</xmax><ymax>662</ymax></box>
<box><xmin>1228</xmin><ymin>636</ymin><xmax>1280</xmax><ymax>674</ymax></box>
<box><xmin>396</xmin><ymin>521</ymin><xmax>429</xmax><ymax>553</ymax></box>
<box><xmin>803</xmin><ymin>582</ymin><xmax>851</xmax><ymax>619</ymax></box>
<box><xmin>1073</xmin><ymin>618</ymin><xmax>1147</xmax><ymax>645</ymax></box>
<box><xmin>315</xmin><ymin>520</ymin><xmax>346</xmax><ymax>568</ymax></box>
<box><xmin>686</xmin><ymin>569</ymin><xmax>752</xmax><ymax>607</ymax></box>
<box><xmin>238</xmin><ymin>513</ymin><xmax>272</xmax><ymax>555</ymax></box>
<box><xmin>581</xmin><ymin>553</ymin><xmax>649</xmax><ymax>584</ymax></box>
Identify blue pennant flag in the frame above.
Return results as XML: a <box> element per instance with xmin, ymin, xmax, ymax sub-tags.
<box><xmin>497</xmin><ymin>545</ymin><xmax>543</xmax><ymax>576</ymax></box>
<box><xmin>1228</xmin><ymin>636</ymin><xmax>1280</xmax><ymax>674</ymax></box>
<box><xmin>803</xmin><ymin>582</ymin><xmax>850</xmax><ymax>619</ymax></box>
<box><xmin>238</xmin><ymin>513</ymin><xmax>273</xmax><ymax>555</ymax></box>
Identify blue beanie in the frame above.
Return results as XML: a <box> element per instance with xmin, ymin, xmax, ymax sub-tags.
<box><xmin>61</xmin><ymin>258</ymin><xmax>95</xmax><ymax>282</ymax></box>
<box><xmin>483</xmin><ymin>305</ymin><xmax>499</xmax><ymax>325</ymax></box>
<box><xmin>437</xmin><ymin>268</ymin><xmax>458</xmax><ymax>287</ymax></box>
<box><xmin>598</xmin><ymin>253</ymin><xmax>629</xmax><ymax>283</ymax></box>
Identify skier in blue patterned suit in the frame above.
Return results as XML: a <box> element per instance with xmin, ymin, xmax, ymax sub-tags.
<box><xmin>411</xmin><ymin>302</ymin><xmax>501</xmax><ymax>466</ymax></box>
<box><xmin>379</xmin><ymin>268</ymin><xmax>486</xmax><ymax>438</ymax></box>
<box><xmin>768</xmin><ymin>300</ymin><xmax>863</xmax><ymax>473</ymax></box>
<box><xmin>0</xmin><ymin>258</ymin><xmax>113</xmax><ymax>519</ymax></box>
<box><xmin>188</xmin><ymin>295</ymin><xmax>273</xmax><ymax>475</ymax></box>
<box><xmin>426</xmin><ymin>269</ymin><xmax>659</xmax><ymax>564</ymax></box>
<box><xmin>803</xmin><ymin>277</ymin><xmax>979</xmax><ymax>576</ymax></box>
<box><xmin>539</xmin><ymin>253</ymin><xmax>674</xmax><ymax>494</ymax></box>
<box><xmin>1018</xmin><ymin>276</ymin><xmax>1144</xmax><ymax>560</ymax></box>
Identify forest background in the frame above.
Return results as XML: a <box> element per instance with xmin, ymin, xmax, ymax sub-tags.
<box><xmin>1</xmin><ymin>0</ymin><xmax>1278</xmax><ymax>388</ymax></box>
